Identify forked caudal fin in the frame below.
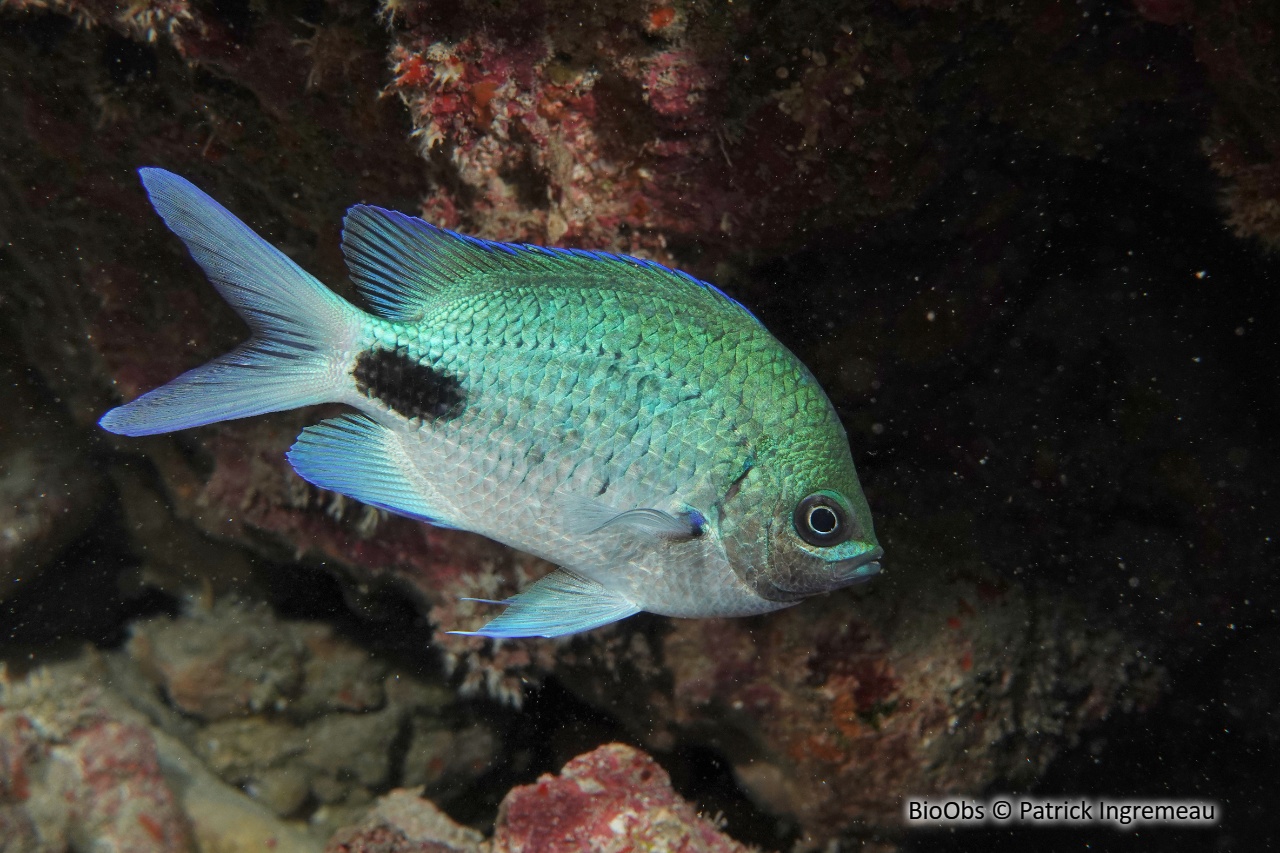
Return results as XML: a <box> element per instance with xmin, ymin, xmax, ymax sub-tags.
<box><xmin>99</xmin><ymin>168</ymin><xmax>362</xmax><ymax>437</ymax></box>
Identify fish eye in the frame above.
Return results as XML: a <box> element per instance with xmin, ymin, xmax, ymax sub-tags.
<box><xmin>793</xmin><ymin>492</ymin><xmax>850</xmax><ymax>546</ymax></box>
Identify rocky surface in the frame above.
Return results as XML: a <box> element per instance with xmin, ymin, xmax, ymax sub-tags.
<box><xmin>128</xmin><ymin>598</ymin><xmax>390</xmax><ymax>721</ymax></box>
<box><xmin>0</xmin><ymin>663</ymin><xmax>196</xmax><ymax>853</ymax></box>
<box><xmin>379</xmin><ymin>0</ymin><xmax>938</xmax><ymax>263</ymax></box>
<box><xmin>326</xmin><ymin>744</ymin><xmax>754</xmax><ymax>853</ymax></box>
<box><xmin>325</xmin><ymin>789</ymin><xmax>484</xmax><ymax>853</ymax></box>
<box><xmin>123</xmin><ymin>598</ymin><xmax>499</xmax><ymax>835</ymax></box>
<box><xmin>0</xmin><ymin>597</ymin><xmax>503</xmax><ymax>848</ymax></box>
<box><xmin>1</xmin><ymin>645</ymin><xmax>757</xmax><ymax>852</ymax></box>
<box><xmin>490</xmin><ymin>743</ymin><xmax>753</xmax><ymax>853</ymax></box>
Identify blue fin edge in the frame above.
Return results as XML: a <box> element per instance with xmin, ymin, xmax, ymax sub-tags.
<box><xmin>286</xmin><ymin>414</ymin><xmax>457</xmax><ymax>528</ymax></box>
<box><xmin>344</xmin><ymin>205</ymin><xmax>759</xmax><ymax>323</ymax></box>
<box><xmin>446</xmin><ymin>569</ymin><xmax>640</xmax><ymax>638</ymax></box>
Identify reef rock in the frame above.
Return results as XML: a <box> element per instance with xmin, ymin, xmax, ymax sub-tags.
<box><xmin>0</xmin><ymin>666</ymin><xmax>193</xmax><ymax>852</ymax></box>
<box><xmin>325</xmin><ymin>789</ymin><xmax>484</xmax><ymax>853</ymax></box>
<box><xmin>490</xmin><ymin>743</ymin><xmax>753</xmax><ymax>853</ymax></box>
<box><xmin>125</xmin><ymin>598</ymin><xmax>496</xmax><ymax>829</ymax></box>
<box><xmin>327</xmin><ymin>744</ymin><xmax>754</xmax><ymax>853</ymax></box>
<box><xmin>128</xmin><ymin>599</ymin><xmax>389</xmax><ymax>721</ymax></box>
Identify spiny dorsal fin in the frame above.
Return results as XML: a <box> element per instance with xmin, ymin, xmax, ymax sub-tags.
<box><xmin>341</xmin><ymin>205</ymin><xmax>759</xmax><ymax>325</ymax></box>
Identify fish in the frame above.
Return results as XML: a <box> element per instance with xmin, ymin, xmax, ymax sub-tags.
<box><xmin>99</xmin><ymin>168</ymin><xmax>883</xmax><ymax>638</ymax></box>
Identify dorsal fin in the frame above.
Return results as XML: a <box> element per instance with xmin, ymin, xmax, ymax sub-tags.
<box><xmin>340</xmin><ymin>205</ymin><xmax>759</xmax><ymax>324</ymax></box>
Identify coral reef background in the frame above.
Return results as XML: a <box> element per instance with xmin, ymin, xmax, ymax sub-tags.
<box><xmin>0</xmin><ymin>0</ymin><xmax>1276</xmax><ymax>851</ymax></box>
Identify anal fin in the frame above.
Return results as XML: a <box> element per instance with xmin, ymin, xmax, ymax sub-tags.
<box><xmin>448</xmin><ymin>569</ymin><xmax>640</xmax><ymax>638</ymax></box>
<box><xmin>286</xmin><ymin>414</ymin><xmax>455</xmax><ymax>527</ymax></box>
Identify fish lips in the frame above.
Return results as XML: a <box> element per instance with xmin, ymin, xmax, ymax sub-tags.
<box><xmin>830</xmin><ymin>547</ymin><xmax>884</xmax><ymax>588</ymax></box>
<box><xmin>771</xmin><ymin>546</ymin><xmax>885</xmax><ymax>597</ymax></box>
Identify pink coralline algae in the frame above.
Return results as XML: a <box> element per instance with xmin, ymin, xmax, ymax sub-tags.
<box><xmin>383</xmin><ymin>0</ymin><xmax>933</xmax><ymax>265</ymax></box>
<box><xmin>0</xmin><ymin>671</ymin><xmax>193</xmax><ymax>852</ymax></box>
<box><xmin>490</xmin><ymin>743</ymin><xmax>753</xmax><ymax>853</ymax></box>
<box><xmin>326</xmin><ymin>745</ymin><xmax>755</xmax><ymax>852</ymax></box>
<box><xmin>59</xmin><ymin>717</ymin><xmax>191</xmax><ymax>850</ymax></box>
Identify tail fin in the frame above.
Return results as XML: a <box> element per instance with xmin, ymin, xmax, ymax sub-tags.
<box><xmin>100</xmin><ymin>168</ymin><xmax>362</xmax><ymax>437</ymax></box>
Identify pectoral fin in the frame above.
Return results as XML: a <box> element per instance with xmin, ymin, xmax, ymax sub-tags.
<box><xmin>557</xmin><ymin>494</ymin><xmax>705</xmax><ymax>540</ymax></box>
<box><xmin>448</xmin><ymin>569</ymin><xmax>640</xmax><ymax>638</ymax></box>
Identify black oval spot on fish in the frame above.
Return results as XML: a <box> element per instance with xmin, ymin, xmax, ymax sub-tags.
<box><xmin>353</xmin><ymin>348</ymin><xmax>465</xmax><ymax>421</ymax></box>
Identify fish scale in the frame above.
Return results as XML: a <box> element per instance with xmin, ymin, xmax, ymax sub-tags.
<box><xmin>348</xmin><ymin>289</ymin><xmax>805</xmax><ymax>615</ymax></box>
<box><xmin>99</xmin><ymin>169</ymin><xmax>882</xmax><ymax>637</ymax></box>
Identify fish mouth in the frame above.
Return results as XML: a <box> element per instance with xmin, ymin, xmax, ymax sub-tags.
<box><xmin>767</xmin><ymin>546</ymin><xmax>885</xmax><ymax>598</ymax></box>
<box><xmin>827</xmin><ymin>546</ymin><xmax>885</xmax><ymax>589</ymax></box>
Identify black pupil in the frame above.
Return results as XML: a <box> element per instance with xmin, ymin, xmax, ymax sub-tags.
<box><xmin>808</xmin><ymin>505</ymin><xmax>839</xmax><ymax>535</ymax></box>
